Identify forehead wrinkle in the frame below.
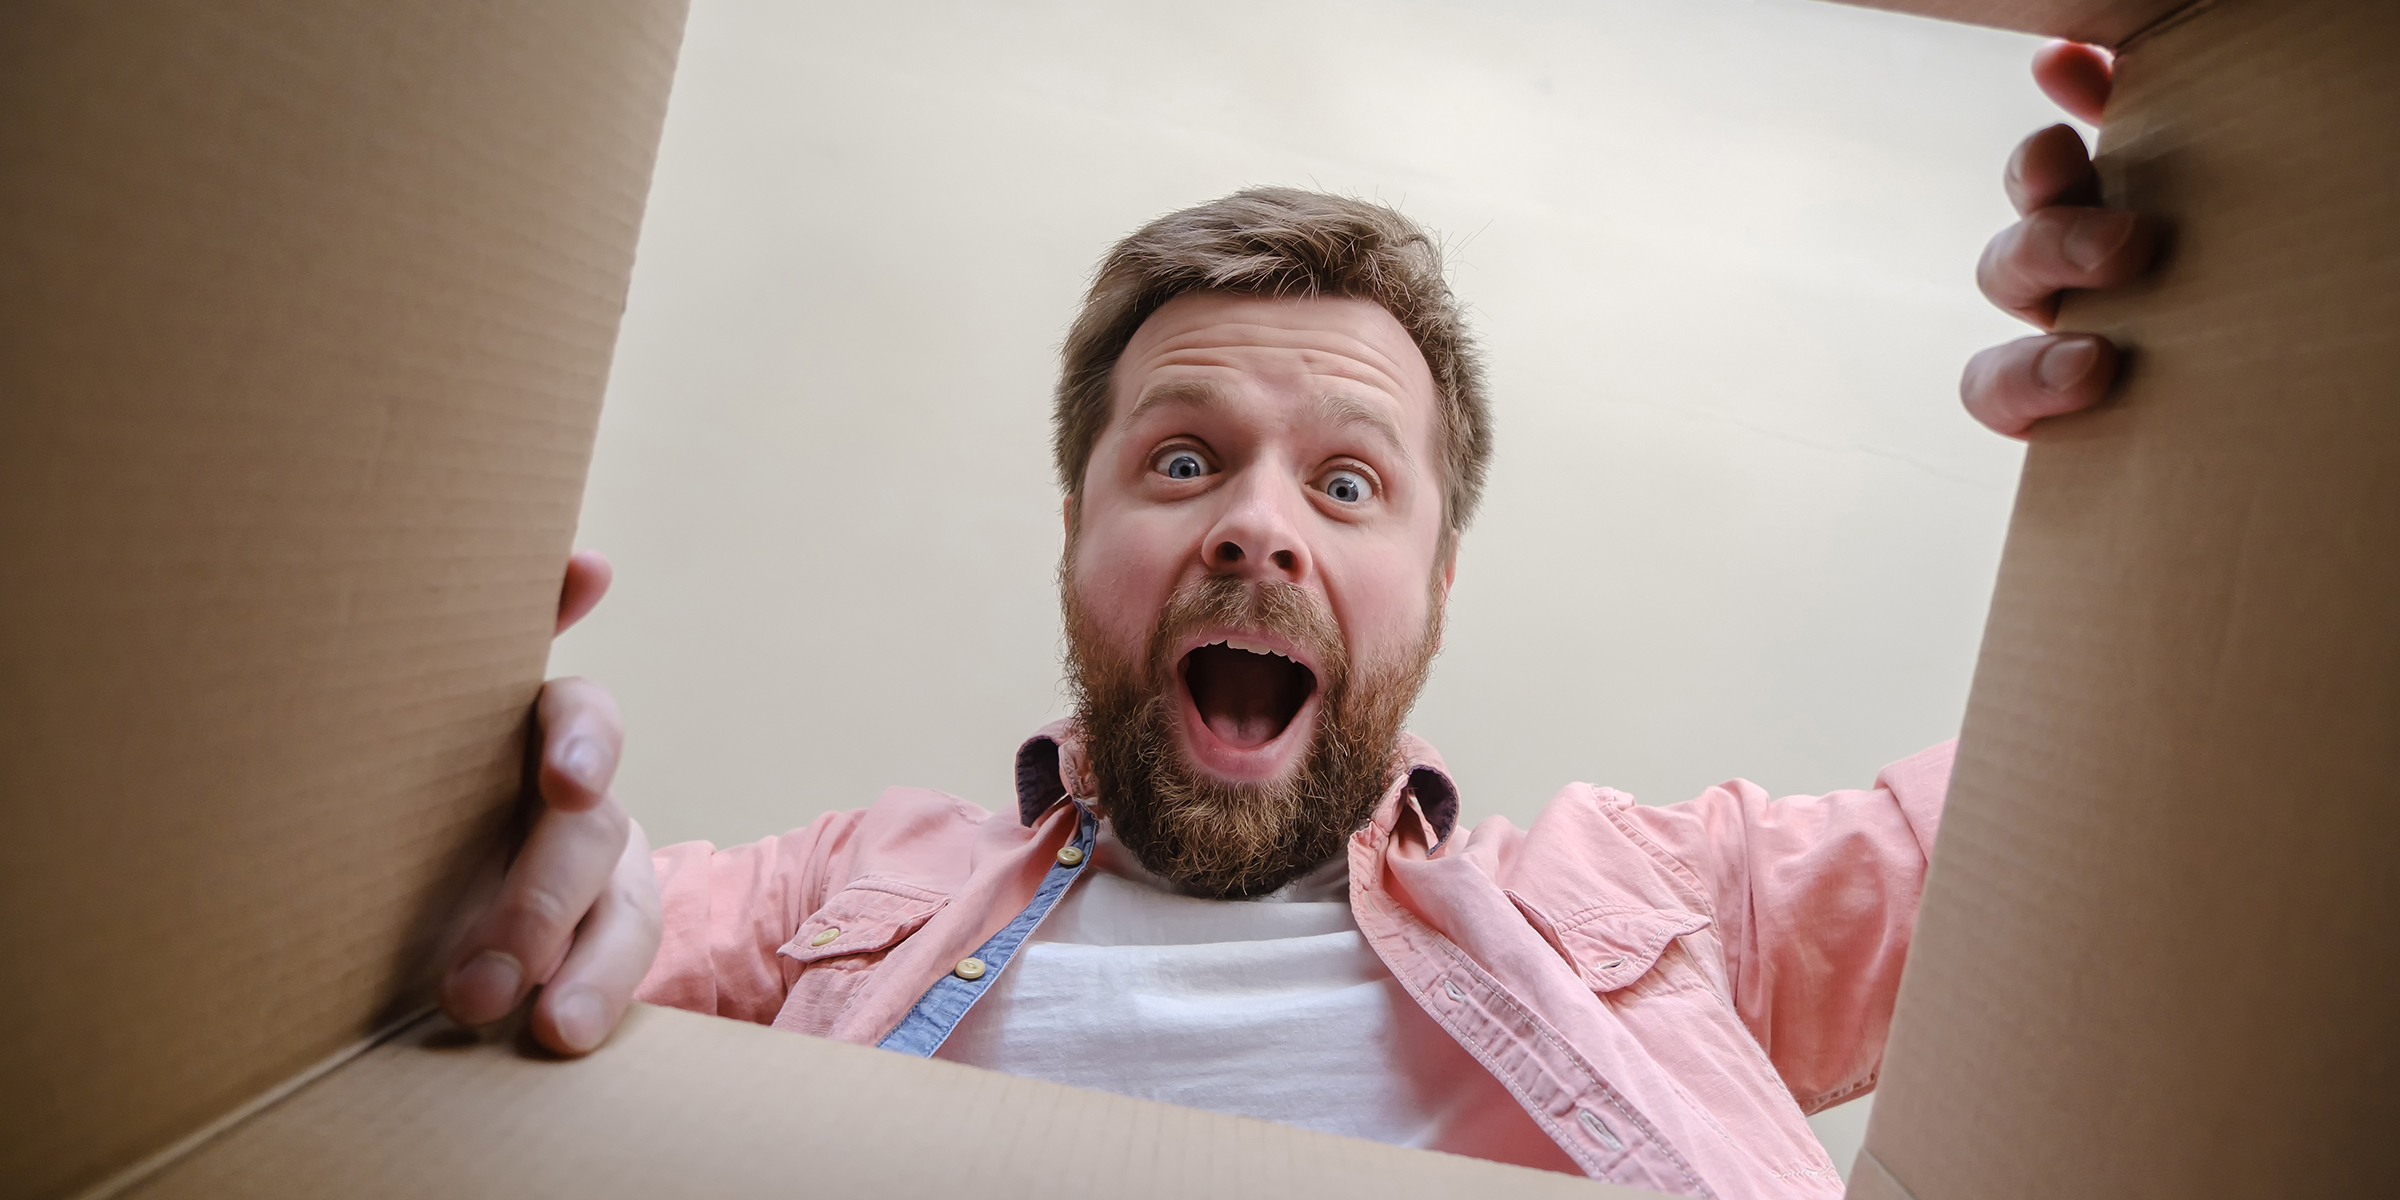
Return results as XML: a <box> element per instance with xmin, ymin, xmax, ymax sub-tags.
<box><xmin>1123</xmin><ymin>377</ymin><xmax>1229</xmax><ymax>428</ymax></box>
<box><xmin>1155</xmin><ymin>323</ymin><xmax>1416</xmax><ymax>401</ymax></box>
<box><xmin>1313</xmin><ymin>392</ymin><xmax>1411</xmax><ymax>465</ymax></box>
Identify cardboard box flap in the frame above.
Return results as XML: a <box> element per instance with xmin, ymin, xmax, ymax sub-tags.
<box><xmin>122</xmin><ymin>1004</ymin><xmax>1648</xmax><ymax>1200</ymax></box>
<box><xmin>1823</xmin><ymin>0</ymin><xmax>2191</xmax><ymax>45</ymax></box>
<box><xmin>1852</xmin><ymin>0</ymin><xmax>2400</xmax><ymax>1196</ymax></box>
<box><xmin>13</xmin><ymin>0</ymin><xmax>2391</xmax><ymax>1197</ymax></box>
<box><xmin>0</xmin><ymin>4</ymin><xmax>685</xmax><ymax>1195</ymax></box>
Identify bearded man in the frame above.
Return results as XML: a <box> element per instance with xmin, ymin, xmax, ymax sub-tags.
<box><xmin>439</xmin><ymin>45</ymin><xmax>2154</xmax><ymax>1197</ymax></box>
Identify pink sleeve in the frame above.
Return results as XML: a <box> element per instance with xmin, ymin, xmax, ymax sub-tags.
<box><xmin>633</xmin><ymin>809</ymin><xmax>861</xmax><ymax>1025</ymax></box>
<box><xmin>1622</xmin><ymin>740</ymin><xmax>1953</xmax><ymax>1112</ymax></box>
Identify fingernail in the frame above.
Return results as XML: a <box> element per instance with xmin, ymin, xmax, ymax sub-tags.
<box><xmin>558</xmin><ymin>735</ymin><xmax>607</xmax><ymax>794</ymax></box>
<box><xmin>2066</xmin><ymin>210</ymin><xmax>2135</xmax><ymax>270</ymax></box>
<box><xmin>444</xmin><ymin>951</ymin><xmax>525</xmax><ymax>1024</ymax></box>
<box><xmin>2037</xmin><ymin>338</ymin><xmax>2100</xmax><ymax>393</ymax></box>
<box><xmin>550</xmin><ymin>985</ymin><xmax>607</xmax><ymax>1053</ymax></box>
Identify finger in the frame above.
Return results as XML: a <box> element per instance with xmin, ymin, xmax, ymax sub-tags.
<box><xmin>556</xmin><ymin>549</ymin><xmax>613</xmax><ymax>635</ymax></box>
<box><xmin>1976</xmin><ymin>206</ymin><xmax>2158</xmax><ymax>327</ymax></box>
<box><xmin>530</xmin><ymin>821</ymin><xmax>662</xmax><ymax>1055</ymax></box>
<box><xmin>1961</xmin><ymin>334</ymin><xmax>2118</xmax><ymax>437</ymax></box>
<box><xmin>2032</xmin><ymin>40</ymin><xmax>2112</xmax><ymax>126</ymax></box>
<box><xmin>441</xmin><ymin>797</ymin><xmax>632</xmax><ymax>1026</ymax></box>
<box><xmin>537</xmin><ymin>676</ymin><xmax>623</xmax><ymax>814</ymax></box>
<box><xmin>2004</xmin><ymin>123</ymin><xmax>2098</xmax><ymax>217</ymax></box>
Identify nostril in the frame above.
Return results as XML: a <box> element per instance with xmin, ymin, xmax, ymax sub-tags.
<box><xmin>1215</xmin><ymin>541</ymin><xmax>1243</xmax><ymax>564</ymax></box>
<box><xmin>1270</xmin><ymin>549</ymin><xmax>1297</xmax><ymax>572</ymax></box>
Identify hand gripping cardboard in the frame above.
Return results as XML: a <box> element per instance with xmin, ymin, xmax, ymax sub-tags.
<box><xmin>0</xmin><ymin>3</ymin><xmax>685</xmax><ymax>1196</ymax></box>
<box><xmin>4</xmin><ymin>0</ymin><xmax>2392</xmax><ymax>1197</ymax></box>
<box><xmin>0</xmin><ymin>4</ymin><xmax>1639</xmax><ymax>1198</ymax></box>
<box><xmin>1835</xmin><ymin>1</ymin><xmax>2400</xmax><ymax>1198</ymax></box>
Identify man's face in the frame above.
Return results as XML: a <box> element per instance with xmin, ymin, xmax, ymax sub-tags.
<box><xmin>1063</xmin><ymin>291</ymin><xmax>1454</xmax><ymax>896</ymax></box>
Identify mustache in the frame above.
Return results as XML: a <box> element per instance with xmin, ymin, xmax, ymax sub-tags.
<box><xmin>1141</xmin><ymin>574</ymin><xmax>1349</xmax><ymax>697</ymax></box>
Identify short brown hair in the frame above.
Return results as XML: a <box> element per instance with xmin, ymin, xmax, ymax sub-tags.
<box><xmin>1053</xmin><ymin>188</ymin><xmax>1491</xmax><ymax>541</ymax></box>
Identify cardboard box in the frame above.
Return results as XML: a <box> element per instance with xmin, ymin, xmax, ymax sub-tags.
<box><xmin>1844</xmin><ymin>0</ymin><xmax>2400</xmax><ymax>1197</ymax></box>
<box><xmin>0</xmin><ymin>4</ymin><xmax>683</xmax><ymax>1195</ymax></box>
<box><xmin>0</xmin><ymin>4</ymin><xmax>1637</xmax><ymax>1198</ymax></box>
<box><xmin>2</xmin><ymin>0</ymin><xmax>2390</xmax><ymax>1197</ymax></box>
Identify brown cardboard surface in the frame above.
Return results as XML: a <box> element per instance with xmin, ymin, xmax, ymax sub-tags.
<box><xmin>1855</xmin><ymin>0</ymin><xmax>2400</xmax><ymax>1196</ymax></box>
<box><xmin>1822</xmin><ymin>0</ymin><xmax>2185</xmax><ymax>45</ymax></box>
<box><xmin>0</xmin><ymin>4</ymin><xmax>685</xmax><ymax>1197</ymax></box>
<box><xmin>121</xmin><ymin>1003</ymin><xmax>1645</xmax><ymax>1200</ymax></box>
<box><xmin>13</xmin><ymin>0</ymin><xmax>2393</xmax><ymax>1197</ymax></box>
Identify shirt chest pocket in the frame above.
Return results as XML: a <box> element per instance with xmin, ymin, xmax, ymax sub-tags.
<box><xmin>1510</xmin><ymin>893</ymin><xmax>1713</xmax><ymax>994</ymax></box>
<box><xmin>775</xmin><ymin>878</ymin><xmax>949</xmax><ymax>1035</ymax></box>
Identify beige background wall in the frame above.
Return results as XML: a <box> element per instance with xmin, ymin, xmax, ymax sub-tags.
<box><xmin>549</xmin><ymin>0</ymin><xmax>2071</xmax><ymax>1175</ymax></box>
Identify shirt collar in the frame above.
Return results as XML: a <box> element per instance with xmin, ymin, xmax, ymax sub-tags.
<box><xmin>1013</xmin><ymin>721</ymin><xmax>1461</xmax><ymax>846</ymax></box>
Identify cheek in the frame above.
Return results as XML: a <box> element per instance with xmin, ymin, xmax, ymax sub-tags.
<box><xmin>1067</xmin><ymin>507</ymin><xmax>1187</xmax><ymax>645</ymax></box>
<box><xmin>1324</xmin><ymin>548</ymin><xmax>1437</xmax><ymax>660</ymax></box>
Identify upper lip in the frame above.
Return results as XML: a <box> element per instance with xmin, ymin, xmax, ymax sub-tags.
<box><xmin>1170</xmin><ymin>627</ymin><xmax>1324</xmax><ymax>686</ymax></box>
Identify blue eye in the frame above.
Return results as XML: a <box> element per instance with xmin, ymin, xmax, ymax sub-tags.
<box><xmin>1322</xmin><ymin>469</ymin><xmax>1371</xmax><ymax>503</ymax></box>
<box><xmin>1155</xmin><ymin>449</ymin><xmax>1211</xmax><ymax>480</ymax></box>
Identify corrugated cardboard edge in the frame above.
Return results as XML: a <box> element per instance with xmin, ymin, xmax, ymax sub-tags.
<box><xmin>122</xmin><ymin>1004</ymin><xmax>1649</xmax><ymax>1200</ymax></box>
<box><xmin>2112</xmin><ymin>0</ymin><xmax>2211</xmax><ymax>49</ymax></box>
<box><xmin>1820</xmin><ymin>0</ymin><xmax>2187</xmax><ymax>45</ymax></box>
<box><xmin>66</xmin><ymin>1008</ymin><xmax>442</xmax><ymax>1200</ymax></box>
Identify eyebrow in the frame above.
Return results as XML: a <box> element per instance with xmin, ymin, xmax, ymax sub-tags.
<box><xmin>1126</xmin><ymin>380</ymin><xmax>1412</xmax><ymax>464</ymax></box>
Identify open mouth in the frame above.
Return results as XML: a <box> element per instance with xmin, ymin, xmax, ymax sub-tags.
<box><xmin>1180</xmin><ymin>637</ymin><xmax>1318</xmax><ymax>751</ymax></box>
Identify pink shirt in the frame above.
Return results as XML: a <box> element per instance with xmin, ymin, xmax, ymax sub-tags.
<box><xmin>637</xmin><ymin>725</ymin><xmax>1952</xmax><ymax>1198</ymax></box>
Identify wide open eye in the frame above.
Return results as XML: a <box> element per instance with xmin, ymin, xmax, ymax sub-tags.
<box><xmin>1152</xmin><ymin>447</ymin><xmax>1215</xmax><ymax>481</ymax></box>
<box><xmin>1319</xmin><ymin>467</ymin><xmax>1373</xmax><ymax>504</ymax></box>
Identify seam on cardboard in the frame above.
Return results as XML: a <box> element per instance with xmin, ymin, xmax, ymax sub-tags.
<box><xmin>2118</xmin><ymin>0</ymin><xmax>2213</xmax><ymax>52</ymax></box>
<box><xmin>69</xmin><ymin>1004</ymin><xmax>442</xmax><ymax>1200</ymax></box>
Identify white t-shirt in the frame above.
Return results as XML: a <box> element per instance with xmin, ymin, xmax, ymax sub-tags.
<box><xmin>935</xmin><ymin>825</ymin><xmax>1580</xmax><ymax>1174</ymax></box>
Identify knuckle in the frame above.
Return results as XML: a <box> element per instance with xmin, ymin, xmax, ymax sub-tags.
<box><xmin>1975</xmin><ymin>236</ymin><xmax>2013</xmax><ymax>299</ymax></box>
<box><xmin>1980</xmin><ymin>223</ymin><xmax>2045</xmax><ymax>298</ymax></box>
<box><xmin>2015</xmin><ymin>209</ymin><xmax>2072</xmax><ymax>264</ymax></box>
<box><xmin>1966</xmin><ymin>356</ymin><xmax>2004</xmax><ymax>395</ymax></box>
<box><xmin>1960</xmin><ymin>341</ymin><xmax>2045</xmax><ymax>436</ymax></box>
<box><xmin>509</xmin><ymin>883</ymin><xmax>582</xmax><ymax>936</ymax></box>
<box><xmin>593</xmin><ymin>797</ymin><xmax>631</xmax><ymax>840</ymax></box>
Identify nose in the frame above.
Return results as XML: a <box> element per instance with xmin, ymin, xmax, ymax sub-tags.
<box><xmin>1202</xmin><ymin>470</ymin><xmax>1309</xmax><ymax>583</ymax></box>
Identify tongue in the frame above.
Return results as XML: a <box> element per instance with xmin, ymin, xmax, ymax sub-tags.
<box><xmin>1187</xmin><ymin>646</ymin><xmax>1302</xmax><ymax>749</ymax></box>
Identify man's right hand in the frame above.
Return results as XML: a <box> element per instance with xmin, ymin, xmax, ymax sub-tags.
<box><xmin>441</xmin><ymin>549</ymin><xmax>664</xmax><ymax>1055</ymax></box>
<box><xmin>1960</xmin><ymin>41</ymin><xmax>2159</xmax><ymax>437</ymax></box>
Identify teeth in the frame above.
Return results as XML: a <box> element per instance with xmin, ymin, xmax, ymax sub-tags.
<box><xmin>1219</xmin><ymin>637</ymin><xmax>1289</xmax><ymax>661</ymax></box>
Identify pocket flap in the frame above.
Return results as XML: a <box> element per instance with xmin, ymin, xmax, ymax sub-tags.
<box><xmin>1552</xmin><ymin>906</ymin><xmax>1712</xmax><ymax>992</ymax></box>
<box><xmin>777</xmin><ymin>878</ymin><xmax>949</xmax><ymax>964</ymax></box>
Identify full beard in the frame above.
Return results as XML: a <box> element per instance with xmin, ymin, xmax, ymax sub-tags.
<box><xmin>1063</xmin><ymin>571</ymin><xmax>1441</xmax><ymax>900</ymax></box>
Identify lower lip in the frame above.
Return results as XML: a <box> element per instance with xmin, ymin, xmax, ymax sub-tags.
<box><xmin>1173</xmin><ymin>679</ymin><xmax>1319</xmax><ymax>783</ymax></box>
